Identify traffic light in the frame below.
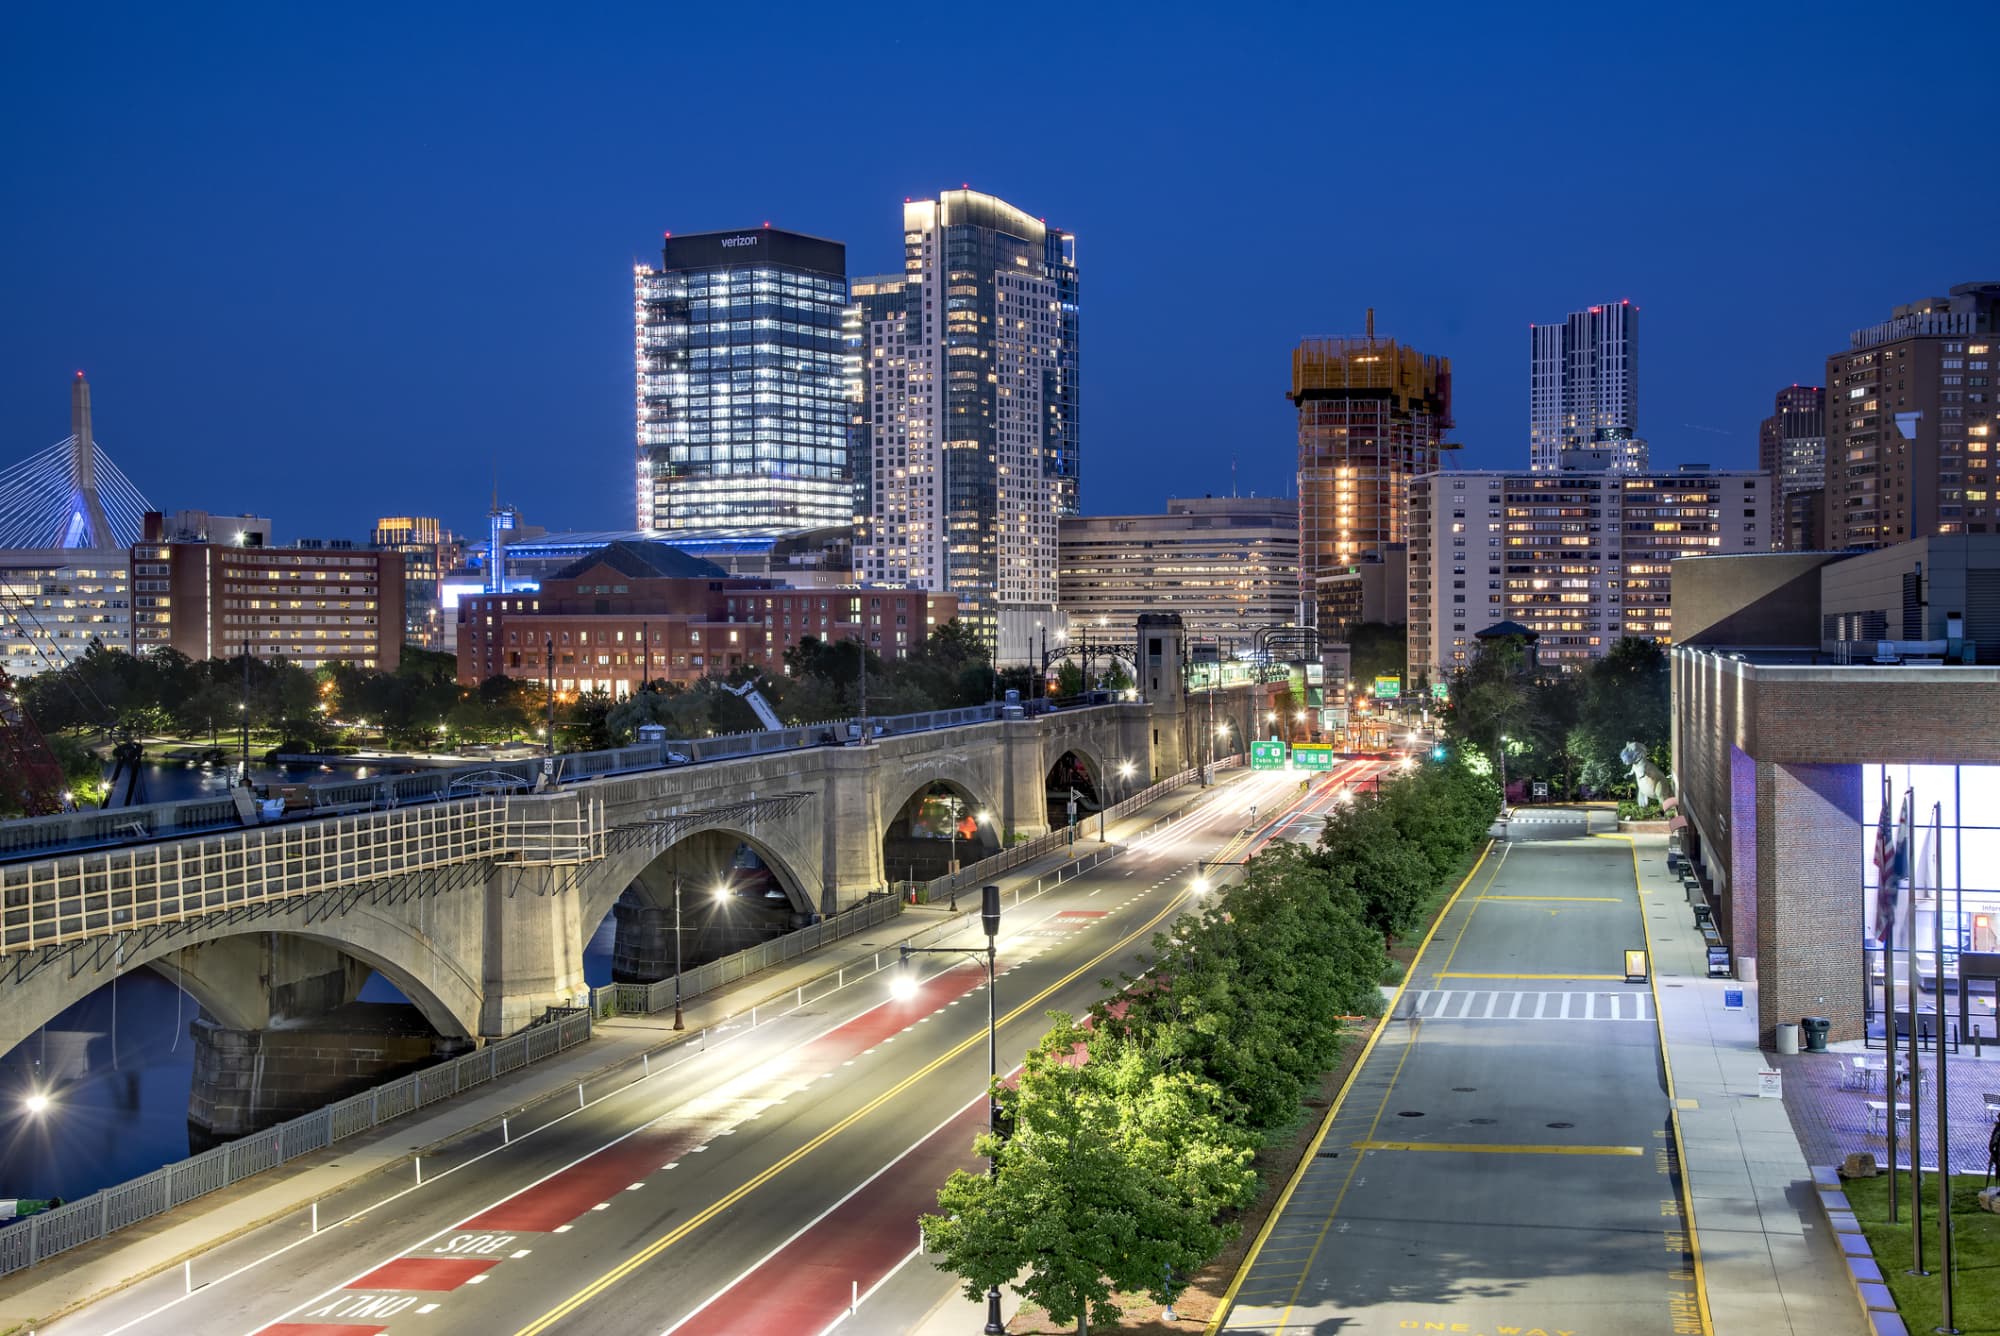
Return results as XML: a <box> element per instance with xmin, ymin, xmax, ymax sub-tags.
<box><xmin>1431</xmin><ymin>744</ymin><xmax>1447</xmax><ymax>761</ymax></box>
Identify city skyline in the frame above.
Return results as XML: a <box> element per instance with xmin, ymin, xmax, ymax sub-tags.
<box><xmin>3</xmin><ymin>7</ymin><xmax>1997</xmax><ymax>542</ymax></box>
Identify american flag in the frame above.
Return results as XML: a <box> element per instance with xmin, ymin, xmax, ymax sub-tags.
<box><xmin>1872</xmin><ymin>776</ymin><xmax>1906</xmax><ymax>944</ymax></box>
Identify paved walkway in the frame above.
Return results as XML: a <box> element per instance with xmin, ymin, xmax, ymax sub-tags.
<box><xmin>0</xmin><ymin>778</ymin><xmax>1239</xmax><ymax>1332</ymax></box>
<box><xmin>1772</xmin><ymin>1038</ymin><xmax>2000</xmax><ymax>1175</ymax></box>
<box><xmin>1634</xmin><ymin>831</ymin><xmax>1865</xmax><ymax>1336</ymax></box>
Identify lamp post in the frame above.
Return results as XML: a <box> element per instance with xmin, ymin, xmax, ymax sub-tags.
<box><xmin>895</xmin><ymin>884</ymin><xmax>1005</xmax><ymax>1334</ymax></box>
<box><xmin>671</xmin><ymin>874</ymin><xmax>686</xmax><ymax>1030</ymax></box>
<box><xmin>544</xmin><ymin>633</ymin><xmax>556</xmax><ymax>758</ymax></box>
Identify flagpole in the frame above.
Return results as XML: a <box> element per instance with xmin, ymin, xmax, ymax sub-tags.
<box><xmin>1881</xmin><ymin>772</ymin><xmax>1899</xmax><ymax>1224</ymax></box>
<box><xmin>1903</xmin><ymin>788</ymin><xmax>1926</xmax><ymax>1277</ymax></box>
<box><xmin>1934</xmin><ymin>800</ymin><xmax>1957</xmax><ymax>1332</ymax></box>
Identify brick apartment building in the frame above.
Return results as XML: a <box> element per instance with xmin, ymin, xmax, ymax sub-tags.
<box><xmin>130</xmin><ymin>515</ymin><xmax>403</xmax><ymax>670</ymax></box>
<box><xmin>456</xmin><ymin>540</ymin><xmax>956</xmax><ymax>694</ymax></box>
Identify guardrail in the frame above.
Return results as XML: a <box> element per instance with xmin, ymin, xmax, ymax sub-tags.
<box><xmin>923</xmin><ymin>754</ymin><xmax>1243</xmax><ymax>903</ymax></box>
<box><xmin>0</xmin><ymin>793</ymin><xmax>603</xmax><ymax>955</ymax></box>
<box><xmin>0</xmin><ymin>1009</ymin><xmax>592</xmax><ymax>1278</ymax></box>
<box><xmin>591</xmin><ymin>892</ymin><xmax>906</xmax><ymax>1018</ymax></box>
<box><xmin>0</xmin><ymin>701</ymin><xmax>1120</xmax><ymax>864</ymax></box>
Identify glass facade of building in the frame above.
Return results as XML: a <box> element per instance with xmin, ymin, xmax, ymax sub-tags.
<box><xmin>636</xmin><ymin>228</ymin><xmax>851</xmax><ymax>532</ymax></box>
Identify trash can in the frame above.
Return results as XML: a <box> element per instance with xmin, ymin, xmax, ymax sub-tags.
<box><xmin>1775</xmin><ymin>1022</ymin><xmax>1800</xmax><ymax>1056</ymax></box>
<box><xmin>1801</xmin><ymin>1016</ymin><xmax>1831</xmax><ymax>1053</ymax></box>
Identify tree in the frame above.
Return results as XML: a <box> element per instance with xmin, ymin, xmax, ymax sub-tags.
<box><xmin>1318</xmin><ymin>789</ymin><xmax>1437</xmax><ymax>941</ymax></box>
<box><xmin>1443</xmin><ymin>637</ymin><xmax>1534</xmax><ymax>773</ymax></box>
<box><xmin>1345</xmin><ymin>621</ymin><xmax>1407</xmax><ymax>690</ymax></box>
<box><xmin>1572</xmin><ymin>636</ymin><xmax>1671</xmax><ymax>796</ymax></box>
<box><xmin>924</xmin><ymin>1017</ymin><xmax>1254</xmax><ymax>1334</ymax></box>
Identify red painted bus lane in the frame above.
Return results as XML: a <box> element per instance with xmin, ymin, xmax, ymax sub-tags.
<box><xmin>670</xmin><ymin>1098</ymin><xmax>989</xmax><ymax>1334</ymax></box>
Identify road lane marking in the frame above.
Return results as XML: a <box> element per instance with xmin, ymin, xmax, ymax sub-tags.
<box><xmin>1350</xmin><ymin>1141</ymin><xmax>1644</xmax><ymax>1156</ymax></box>
<box><xmin>512</xmin><ymin>879</ymin><xmax>1206</xmax><ymax>1335</ymax></box>
<box><xmin>1437</xmin><ymin>972</ymin><xmax>1624</xmax><ymax>980</ymax></box>
<box><xmin>1480</xmin><ymin>894</ymin><xmax>1623</xmax><ymax>902</ymax></box>
<box><xmin>1206</xmin><ymin>840</ymin><xmax>1495</xmax><ymax>1336</ymax></box>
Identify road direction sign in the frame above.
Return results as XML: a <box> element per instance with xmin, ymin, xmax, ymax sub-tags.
<box><xmin>1250</xmin><ymin>740</ymin><xmax>1286</xmax><ymax>771</ymax></box>
<box><xmin>1292</xmin><ymin>743</ymin><xmax>1335</xmax><ymax>771</ymax></box>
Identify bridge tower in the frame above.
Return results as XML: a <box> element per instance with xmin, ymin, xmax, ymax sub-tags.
<box><xmin>1137</xmin><ymin>612</ymin><xmax>1188</xmax><ymax>779</ymax></box>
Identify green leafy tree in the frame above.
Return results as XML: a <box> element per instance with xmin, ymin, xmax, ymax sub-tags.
<box><xmin>1318</xmin><ymin>789</ymin><xmax>1437</xmax><ymax>941</ymax></box>
<box><xmin>1345</xmin><ymin>621</ymin><xmax>1407</xmax><ymax>689</ymax></box>
<box><xmin>1572</xmin><ymin>636</ymin><xmax>1671</xmax><ymax>795</ymax></box>
<box><xmin>924</xmin><ymin>1016</ymin><xmax>1253</xmax><ymax>1334</ymax></box>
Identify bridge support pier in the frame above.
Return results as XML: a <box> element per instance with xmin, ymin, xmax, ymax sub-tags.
<box><xmin>1001</xmin><ymin>720</ymin><xmax>1050</xmax><ymax>843</ymax></box>
<box><xmin>479</xmin><ymin>865</ymin><xmax>591</xmax><ymax>1036</ymax></box>
<box><xmin>820</xmin><ymin>745</ymin><xmax>887</xmax><ymax>914</ymax></box>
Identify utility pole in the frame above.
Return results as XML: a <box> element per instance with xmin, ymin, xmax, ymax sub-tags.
<box><xmin>238</xmin><ymin>641</ymin><xmax>250</xmax><ymax>786</ymax></box>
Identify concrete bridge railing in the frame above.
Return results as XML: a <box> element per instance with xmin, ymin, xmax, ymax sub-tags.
<box><xmin>0</xmin><ymin>792</ymin><xmax>602</xmax><ymax>954</ymax></box>
<box><xmin>0</xmin><ymin>1008</ymin><xmax>593</xmax><ymax>1279</ymax></box>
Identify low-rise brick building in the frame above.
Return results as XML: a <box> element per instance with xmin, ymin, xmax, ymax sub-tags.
<box><xmin>456</xmin><ymin>539</ymin><xmax>956</xmax><ymax>695</ymax></box>
<box><xmin>1670</xmin><ymin>542</ymin><xmax>2000</xmax><ymax>1048</ymax></box>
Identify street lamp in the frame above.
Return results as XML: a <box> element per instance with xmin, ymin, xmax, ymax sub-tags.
<box><xmin>671</xmin><ymin>875</ymin><xmax>687</xmax><ymax>1030</ymax></box>
<box><xmin>22</xmin><ymin>1090</ymin><xmax>50</xmax><ymax>1116</ymax></box>
<box><xmin>895</xmin><ymin>885</ymin><xmax>1007</xmax><ymax>1335</ymax></box>
<box><xmin>1191</xmin><ymin>874</ymin><xmax>1211</xmax><ymax>895</ymax></box>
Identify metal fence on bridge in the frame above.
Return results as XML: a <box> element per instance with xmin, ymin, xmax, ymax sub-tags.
<box><xmin>0</xmin><ymin>701</ymin><xmax>1091</xmax><ymax>864</ymax></box>
<box><xmin>0</xmin><ymin>1010</ymin><xmax>592</xmax><ymax>1278</ymax></box>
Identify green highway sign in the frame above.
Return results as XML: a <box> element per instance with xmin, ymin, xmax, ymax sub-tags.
<box><xmin>1292</xmin><ymin>743</ymin><xmax>1335</xmax><ymax>771</ymax></box>
<box><xmin>1431</xmin><ymin>682</ymin><xmax>1450</xmax><ymax>700</ymax></box>
<box><xmin>1250</xmin><ymin>740</ymin><xmax>1287</xmax><ymax>771</ymax></box>
<box><xmin>1373</xmin><ymin>675</ymin><xmax>1401</xmax><ymax>700</ymax></box>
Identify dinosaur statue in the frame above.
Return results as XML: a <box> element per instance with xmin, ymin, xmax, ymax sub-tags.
<box><xmin>1620</xmin><ymin>741</ymin><xmax>1674</xmax><ymax>808</ymax></box>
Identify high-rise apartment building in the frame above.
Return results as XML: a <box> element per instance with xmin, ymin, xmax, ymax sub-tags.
<box><xmin>1291</xmin><ymin>316</ymin><xmax>1451</xmax><ymax>638</ymax></box>
<box><xmin>1757</xmin><ymin>385</ymin><xmax>1825</xmax><ymax>550</ymax></box>
<box><xmin>854</xmin><ymin>190</ymin><xmax>1079</xmax><ymax>643</ymax></box>
<box><xmin>1823</xmin><ymin>282</ymin><xmax>2000</xmax><ymax>549</ymax></box>
<box><xmin>1407</xmin><ymin>467</ymin><xmax>1770</xmax><ymax>682</ymax></box>
<box><xmin>1530</xmin><ymin>301</ymin><xmax>1640</xmax><ymax>473</ymax></box>
<box><xmin>1058</xmin><ymin>497</ymin><xmax>1298</xmax><ymax>640</ymax></box>
<box><xmin>635</xmin><ymin>228</ymin><xmax>851</xmax><ymax>532</ymax></box>
<box><xmin>372</xmin><ymin>515</ymin><xmax>453</xmax><ymax>651</ymax></box>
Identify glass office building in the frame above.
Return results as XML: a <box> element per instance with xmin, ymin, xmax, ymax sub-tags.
<box><xmin>635</xmin><ymin>228</ymin><xmax>851</xmax><ymax>532</ymax></box>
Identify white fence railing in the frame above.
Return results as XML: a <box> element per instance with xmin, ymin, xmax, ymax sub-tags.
<box><xmin>0</xmin><ymin>794</ymin><xmax>602</xmax><ymax>954</ymax></box>
<box><xmin>0</xmin><ymin>1010</ymin><xmax>592</xmax><ymax>1277</ymax></box>
<box><xmin>590</xmin><ymin>893</ymin><xmax>906</xmax><ymax>1018</ymax></box>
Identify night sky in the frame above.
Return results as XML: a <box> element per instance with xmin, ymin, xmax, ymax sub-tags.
<box><xmin>4</xmin><ymin>4</ymin><xmax>1995</xmax><ymax>543</ymax></box>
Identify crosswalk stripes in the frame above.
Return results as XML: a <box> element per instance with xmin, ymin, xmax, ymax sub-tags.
<box><xmin>1408</xmin><ymin>988</ymin><xmax>1654</xmax><ymax>1021</ymax></box>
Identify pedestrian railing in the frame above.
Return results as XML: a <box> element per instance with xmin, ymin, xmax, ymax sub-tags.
<box><xmin>590</xmin><ymin>892</ymin><xmax>906</xmax><ymax>1019</ymax></box>
<box><xmin>0</xmin><ymin>1009</ymin><xmax>591</xmax><ymax>1277</ymax></box>
<box><xmin>922</xmin><ymin>755</ymin><xmax>1241</xmax><ymax>903</ymax></box>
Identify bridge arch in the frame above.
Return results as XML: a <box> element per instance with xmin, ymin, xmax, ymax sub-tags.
<box><xmin>581</xmin><ymin>819</ymin><xmax>822</xmax><ymax>949</ymax></box>
<box><xmin>879</xmin><ymin>771</ymin><xmax>1003</xmax><ymax>885</ymax></box>
<box><xmin>0</xmin><ymin>904</ymin><xmax>486</xmax><ymax>1063</ymax></box>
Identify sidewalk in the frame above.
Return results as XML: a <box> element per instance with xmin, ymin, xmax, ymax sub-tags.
<box><xmin>1629</xmin><ymin>831</ymin><xmax>1866</xmax><ymax>1336</ymax></box>
<box><xmin>0</xmin><ymin>776</ymin><xmax>1237</xmax><ymax>1333</ymax></box>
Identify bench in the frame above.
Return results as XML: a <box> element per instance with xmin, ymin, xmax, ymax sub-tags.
<box><xmin>1865</xmin><ymin>1100</ymin><xmax>1912</xmax><ymax>1137</ymax></box>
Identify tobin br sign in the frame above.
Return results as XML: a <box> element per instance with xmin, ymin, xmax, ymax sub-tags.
<box><xmin>1250</xmin><ymin>740</ymin><xmax>1286</xmax><ymax>771</ymax></box>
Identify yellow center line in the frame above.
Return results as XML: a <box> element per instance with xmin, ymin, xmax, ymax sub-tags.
<box><xmin>509</xmin><ymin>878</ymin><xmax>1201</xmax><ymax>1335</ymax></box>
<box><xmin>1203</xmin><ymin>841</ymin><xmax>1495</xmax><ymax>1336</ymax></box>
<box><xmin>1350</xmin><ymin>1140</ymin><xmax>1643</xmax><ymax>1156</ymax></box>
<box><xmin>1437</xmin><ymin>971</ymin><xmax>1626</xmax><ymax>981</ymax></box>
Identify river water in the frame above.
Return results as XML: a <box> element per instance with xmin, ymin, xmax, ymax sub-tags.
<box><xmin>107</xmin><ymin>758</ymin><xmax>413</xmax><ymax>808</ymax></box>
<box><xmin>0</xmin><ymin>827</ymin><xmax>624</xmax><ymax>1206</ymax></box>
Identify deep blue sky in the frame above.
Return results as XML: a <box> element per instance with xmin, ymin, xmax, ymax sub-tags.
<box><xmin>4</xmin><ymin>4</ymin><xmax>1995</xmax><ymax>542</ymax></box>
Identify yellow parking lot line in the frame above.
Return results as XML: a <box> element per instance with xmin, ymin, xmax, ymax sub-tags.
<box><xmin>1351</xmin><ymin>1140</ymin><xmax>1643</xmax><ymax>1156</ymax></box>
<box><xmin>1436</xmin><ymin>971</ymin><xmax>1625</xmax><ymax>980</ymax></box>
<box><xmin>1480</xmin><ymin>894</ymin><xmax>1624</xmax><ymax>902</ymax></box>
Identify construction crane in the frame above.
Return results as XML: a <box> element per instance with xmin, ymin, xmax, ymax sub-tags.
<box><xmin>0</xmin><ymin>666</ymin><xmax>67</xmax><ymax>816</ymax></box>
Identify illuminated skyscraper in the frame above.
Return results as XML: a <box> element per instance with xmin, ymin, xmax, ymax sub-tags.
<box><xmin>854</xmin><ymin>190</ymin><xmax>1079</xmax><ymax>644</ymax></box>
<box><xmin>1530</xmin><ymin>301</ymin><xmax>1640</xmax><ymax>472</ymax></box>
<box><xmin>635</xmin><ymin>227</ymin><xmax>852</xmax><ymax>532</ymax></box>
<box><xmin>1291</xmin><ymin>314</ymin><xmax>1452</xmax><ymax>637</ymax></box>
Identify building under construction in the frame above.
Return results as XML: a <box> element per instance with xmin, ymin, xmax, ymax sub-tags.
<box><xmin>1290</xmin><ymin>313</ymin><xmax>1453</xmax><ymax>638</ymax></box>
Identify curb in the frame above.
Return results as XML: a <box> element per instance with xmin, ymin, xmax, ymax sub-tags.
<box><xmin>1809</xmin><ymin>1164</ymin><xmax>1909</xmax><ymax>1336</ymax></box>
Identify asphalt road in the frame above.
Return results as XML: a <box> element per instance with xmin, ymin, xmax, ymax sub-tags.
<box><xmin>1220</xmin><ymin>811</ymin><xmax>1701</xmax><ymax>1336</ymax></box>
<box><xmin>48</xmin><ymin>760</ymin><xmax>1380</xmax><ymax>1336</ymax></box>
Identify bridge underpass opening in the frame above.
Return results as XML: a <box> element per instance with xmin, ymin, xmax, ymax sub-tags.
<box><xmin>882</xmin><ymin>780</ymin><xmax>1000</xmax><ymax>887</ymax></box>
<box><xmin>1046</xmin><ymin>749</ymin><xmax>1102</xmax><ymax>830</ymax></box>
<box><xmin>0</xmin><ymin>934</ymin><xmax>468</xmax><ymax>1202</ymax></box>
<box><xmin>597</xmin><ymin>830</ymin><xmax>810</xmax><ymax>987</ymax></box>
